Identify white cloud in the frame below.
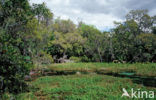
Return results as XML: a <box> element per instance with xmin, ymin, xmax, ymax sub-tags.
<box><xmin>29</xmin><ymin>0</ymin><xmax>156</xmax><ymax>31</ymax></box>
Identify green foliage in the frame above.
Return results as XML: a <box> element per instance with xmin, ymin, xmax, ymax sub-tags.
<box><xmin>0</xmin><ymin>0</ymin><xmax>33</xmax><ymax>94</ymax></box>
<box><xmin>112</xmin><ymin>10</ymin><xmax>156</xmax><ymax>62</ymax></box>
<box><xmin>48</xmin><ymin>29</ymin><xmax>86</xmax><ymax>58</ymax></box>
<box><xmin>78</xmin><ymin>24</ymin><xmax>110</xmax><ymax>62</ymax></box>
<box><xmin>126</xmin><ymin>9</ymin><xmax>153</xmax><ymax>34</ymax></box>
<box><xmin>0</xmin><ymin>30</ymin><xmax>32</xmax><ymax>94</ymax></box>
<box><xmin>79</xmin><ymin>24</ymin><xmax>101</xmax><ymax>38</ymax></box>
<box><xmin>52</xmin><ymin>18</ymin><xmax>76</xmax><ymax>33</ymax></box>
<box><xmin>135</xmin><ymin>33</ymin><xmax>156</xmax><ymax>62</ymax></box>
<box><xmin>80</xmin><ymin>56</ymin><xmax>91</xmax><ymax>62</ymax></box>
<box><xmin>48</xmin><ymin>10</ymin><xmax>156</xmax><ymax>63</ymax></box>
<box><xmin>0</xmin><ymin>0</ymin><xmax>53</xmax><ymax>94</ymax></box>
<box><xmin>152</xmin><ymin>26</ymin><xmax>156</xmax><ymax>34</ymax></box>
<box><xmin>32</xmin><ymin>2</ymin><xmax>53</xmax><ymax>26</ymax></box>
<box><xmin>69</xmin><ymin>56</ymin><xmax>81</xmax><ymax>62</ymax></box>
<box><xmin>32</xmin><ymin>52</ymin><xmax>54</xmax><ymax>67</ymax></box>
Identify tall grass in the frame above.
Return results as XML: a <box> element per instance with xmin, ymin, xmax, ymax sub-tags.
<box><xmin>48</xmin><ymin>63</ymin><xmax>156</xmax><ymax>76</ymax></box>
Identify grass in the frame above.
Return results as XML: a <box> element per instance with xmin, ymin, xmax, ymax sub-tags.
<box><xmin>2</xmin><ymin>63</ymin><xmax>156</xmax><ymax>100</ymax></box>
<box><xmin>48</xmin><ymin>63</ymin><xmax>156</xmax><ymax>77</ymax></box>
<box><xmin>3</xmin><ymin>75</ymin><xmax>156</xmax><ymax>100</ymax></box>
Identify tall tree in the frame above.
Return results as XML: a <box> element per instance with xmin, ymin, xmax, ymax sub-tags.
<box><xmin>32</xmin><ymin>2</ymin><xmax>53</xmax><ymax>26</ymax></box>
<box><xmin>126</xmin><ymin>10</ymin><xmax>153</xmax><ymax>34</ymax></box>
<box><xmin>52</xmin><ymin>18</ymin><xmax>76</xmax><ymax>33</ymax></box>
<box><xmin>0</xmin><ymin>0</ymin><xmax>33</xmax><ymax>94</ymax></box>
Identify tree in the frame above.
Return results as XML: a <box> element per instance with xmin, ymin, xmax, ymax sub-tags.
<box><xmin>0</xmin><ymin>0</ymin><xmax>33</xmax><ymax>94</ymax></box>
<box><xmin>32</xmin><ymin>2</ymin><xmax>53</xmax><ymax>26</ymax></box>
<box><xmin>49</xmin><ymin>31</ymin><xmax>86</xmax><ymax>59</ymax></box>
<box><xmin>86</xmin><ymin>33</ymin><xmax>109</xmax><ymax>62</ymax></box>
<box><xmin>152</xmin><ymin>16</ymin><xmax>156</xmax><ymax>34</ymax></box>
<box><xmin>52</xmin><ymin>18</ymin><xmax>76</xmax><ymax>33</ymax></box>
<box><xmin>134</xmin><ymin>33</ymin><xmax>156</xmax><ymax>62</ymax></box>
<box><xmin>112</xmin><ymin>10</ymin><xmax>156</xmax><ymax>62</ymax></box>
<box><xmin>126</xmin><ymin>10</ymin><xmax>153</xmax><ymax>34</ymax></box>
<box><xmin>25</xmin><ymin>18</ymin><xmax>53</xmax><ymax>65</ymax></box>
<box><xmin>78</xmin><ymin>24</ymin><xmax>109</xmax><ymax>62</ymax></box>
<box><xmin>0</xmin><ymin>0</ymin><xmax>53</xmax><ymax>94</ymax></box>
<box><xmin>114</xmin><ymin>20</ymin><xmax>139</xmax><ymax>36</ymax></box>
<box><xmin>152</xmin><ymin>27</ymin><xmax>156</xmax><ymax>34</ymax></box>
<box><xmin>78</xmin><ymin>24</ymin><xmax>101</xmax><ymax>38</ymax></box>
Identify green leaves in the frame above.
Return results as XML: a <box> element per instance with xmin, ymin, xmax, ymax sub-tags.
<box><xmin>52</xmin><ymin>18</ymin><xmax>76</xmax><ymax>34</ymax></box>
<box><xmin>0</xmin><ymin>0</ymin><xmax>34</xmax><ymax>94</ymax></box>
<box><xmin>32</xmin><ymin>2</ymin><xmax>53</xmax><ymax>25</ymax></box>
<box><xmin>24</xmin><ymin>56</ymin><xmax>31</xmax><ymax>60</ymax></box>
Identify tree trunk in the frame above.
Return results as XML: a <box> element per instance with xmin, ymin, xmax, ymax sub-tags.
<box><xmin>97</xmin><ymin>48</ymin><xmax>102</xmax><ymax>62</ymax></box>
<box><xmin>109</xmin><ymin>38</ymin><xmax>115</xmax><ymax>61</ymax></box>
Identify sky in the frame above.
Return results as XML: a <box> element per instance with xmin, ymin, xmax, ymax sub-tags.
<box><xmin>29</xmin><ymin>0</ymin><xmax>156</xmax><ymax>31</ymax></box>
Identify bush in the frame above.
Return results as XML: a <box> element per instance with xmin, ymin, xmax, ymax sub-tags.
<box><xmin>32</xmin><ymin>52</ymin><xmax>54</xmax><ymax>67</ymax></box>
<box><xmin>134</xmin><ymin>33</ymin><xmax>156</xmax><ymax>62</ymax></box>
<box><xmin>80</xmin><ymin>56</ymin><xmax>91</xmax><ymax>62</ymax></box>
<box><xmin>0</xmin><ymin>44</ymin><xmax>32</xmax><ymax>94</ymax></box>
<box><xmin>69</xmin><ymin>56</ymin><xmax>81</xmax><ymax>63</ymax></box>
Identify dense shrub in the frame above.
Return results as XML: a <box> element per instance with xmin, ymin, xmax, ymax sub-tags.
<box><xmin>81</xmin><ymin>56</ymin><xmax>91</xmax><ymax>62</ymax></box>
<box><xmin>69</xmin><ymin>56</ymin><xmax>81</xmax><ymax>63</ymax></box>
<box><xmin>0</xmin><ymin>44</ymin><xmax>32</xmax><ymax>94</ymax></box>
<box><xmin>32</xmin><ymin>52</ymin><xmax>54</xmax><ymax>67</ymax></box>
